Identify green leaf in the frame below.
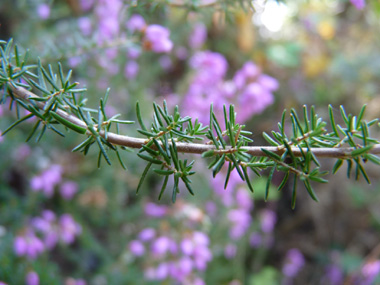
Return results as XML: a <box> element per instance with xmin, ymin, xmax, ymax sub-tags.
<box><xmin>2</xmin><ymin>113</ymin><xmax>34</xmax><ymax>135</ymax></box>
<box><xmin>212</xmin><ymin>154</ymin><xmax>226</xmax><ymax>177</ymax></box>
<box><xmin>303</xmin><ymin>179</ymin><xmax>319</xmax><ymax>202</ymax></box>
<box><xmin>242</xmin><ymin>166</ymin><xmax>254</xmax><ymax>193</ymax></box>
<box><xmin>136</xmin><ymin>162</ymin><xmax>153</xmax><ymax>194</ymax></box>
<box><xmin>154</xmin><ymin>169</ymin><xmax>175</xmax><ymax>175</ymax></box>
<box><xmin>136</xmin><ymin>101</ymin><xmax>147</xmax><ymax>131</ymax></box>
<box><xmin>329</xmin><ymin>105</ymin><xmax>339</xmax><ymax>137</ymax></box>
<box><xmin>137</xmin><ymin>154</ymin><xmax>163</xmax><ymax>164</ymax></box>
<box><xmin>95</xmin><ymin>136</ymin><xmax>111</xmax><ymax>165</ymax></box>
<box><xmin>265</xmin><ymin>166</ymin><xmax>276</xmax><ymax>201</ymax></box>
<box><xmin>291</xmin><ymin>174</ymin><xmax>298</xmax><ymax>209</ymax></box>
<box><xmin>351</xmin><ymin>145</ymin><xmax>373</xmax><ymax>157</ymax></box>
<box><xmin>202</xmin><ymin>149</ymin><xmax>215</xmax><ymax>158</ymax></box>
<box><xmin>50</xmin><ymin>111</ymin><xmax>87</xmax><ymax>134</ymax></box>
<box><xmin>158</xmin><ymin>175</ymin><xmax>169</xmax><ymax>200</ymax></box>
<box><xmin>277</xmin><ymin>171</ymin><xmax>289</xmax><ymax>192</ymax></box>
<box><xmin>263</xmin><ymin>132</ymin><xmax>280</xmax><ymax>146</ymax></box>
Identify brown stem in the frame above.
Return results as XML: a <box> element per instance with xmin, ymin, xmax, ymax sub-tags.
<box><xmin>7</xmin><ymin>84</ymin><xmax>380</xmax><ymax>159</ymax></box>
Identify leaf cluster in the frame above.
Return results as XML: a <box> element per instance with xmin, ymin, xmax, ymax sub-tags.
<box><xmin>1</xmin><ymin>39</ymin><xmax>380</xmax><ymax>207</ymax></box>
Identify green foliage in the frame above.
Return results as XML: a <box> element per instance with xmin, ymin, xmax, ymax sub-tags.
<box><xmin>1</xmin><ymin>39</ymin><xmax>380</xmax><ymax>207</ymax></box>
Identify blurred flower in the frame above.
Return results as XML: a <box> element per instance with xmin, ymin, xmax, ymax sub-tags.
<box><xmin>144</xmin><ymin>25</ymin><xmax>173</xmax><ymax>53</ymax></box>
<box><xmin>189</xmin><ymin>23</ymin><xmax>207</xmax><ymax>49</ymax></box>
<box><xmin>78</xmin><ymin>17</ymin><xmax>92</xmax><ymax>36</ymax></box>
<box><xmin>80</xmin><ymin>0</ymin><xmax>94</xmax><ymax>11</ymax></box>
<box><xmin>60</xmin><ymin>181</ymin><xmax>79</xmax><ymax>200</ymax></box>
<box><xmin>324</xmin><ymin>264</ymin><xmax>343</xmax><ymax>285</ymax></box>
<box><xmin>227</xmin><ymin>208</ymin><xmax>251</xmax><ymax>240</ymax></box>
<box><xmin>361</xmin><ymin>260</ymin><xmax>380</xmax><ymax>284</ymax></box>
<box><xmin>249</xmin><ymin>232</ymin><xmax>262</xmax><ymax>248</ymax></box>
<box><xmin>159</xmin><ymin>55</ymin><xmax>172</xmax><ymax>70</ymax></box>
<box><xmin>129</xmin><ymin>240</ymin><xmax>145</xmax><ymax>256</ymax></box>
<box><xmin>127</xmin><ymin>46</ymin><xmax>141</xmax><ymax>59</ymax></box>
<box><xmin>14</xmin><ymin>230</ymin><xmax>45</xmax><ymax>259</ymax></box>
<box><xmin>126</xmin><ymin>14</ymin><xmax>146</xmax><ymax>32</ymax></box>
<box><xmin>138</xmin><ymin>228</ymin><xmax>156</xmax><ymax>241</ymax></box>
<box><xmin>13</xmin><ymin>144</ymin><xmax>31</xmax><ymax>161</ymax></box>
<box><xmin>282</xmin><ymin>248</ymin><xmax>305</xmax><ymax>278</ymax></box>
<box><xmin>37</xmin><ymin>4</ymin><xmax>50</xmax><ymax>20</ymax></box>
<box><xmin>26</xmin><ymin>271</ymin><xmax>39</xmax><ymax>285</ymax></box>
<box><xmin>224</xmin><ymin>243</ymin><xmax>237</xmax><ymax>259</ymax></box>
<box><xmin>350</xmin><ymin>0</ymin><xmax>365</xmax><ymax>10</ymax></box>
<box><xmin>59</xmin><ymin>214</ymin><xmax>82</xmax><ymax>244</ymax></box>
<box><xmin>68</xmin><ymin>56</ymin><xmax>82</xmax><ymax>68</ymax></box>
<box><xmin>124</xmin><ymin>61</ymin><xmax>139</xmax><ymax>79</ymax></box>
<box><xmin>151</xmin><ymin>236</ymin><xmax>174</xmax><ymax>257</ymax></box>
<box><xmin>175</xmin><ymin>46</ymin><xmax>188</xmax><ymax>60</ymax></box>
<box><xmin>190</xmin><ymin>51</ymin><xmax>228</xmax><ymax>84</ymax></box>
<box><xmin>260</xmin><ymin>209</ymin><xmax>277</xmax><ymax>233</ymax></box>
<box><xmin>144</xmin><ymin>202</ymin><xmax>168</xmax><ymax>217</ymax></box>
<box><xmin>95</xmin><ymin>0</ymin><xmax>122</xmax><ymax>44</ymax></box>
<box><xmin>30</xmin><ymin>165</ymin><xmax>63</xmax><ymax>197</ymax></box>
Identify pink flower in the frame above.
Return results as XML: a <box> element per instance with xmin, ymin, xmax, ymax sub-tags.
<box><xmin>60</xmin><ymin>181</ymin><xmax>79</xmax><ymax>200</ymax></box>
<box><xmin>30</xmin><ymin>165</ymin><xmax>63</xmax><ymax>197</ymax></box>
<box><xmin>59</xmin><ymin>214</ymin><xmax>82</xmax><ymax>244</ymax></box>
<box><xmin>37</xmin><ymin>4</ymin><xmax>50</xmax><ymax>20</ymax></box>
<box><xmin>26</xmin><ymin>271</ymin><xmax>39</xmax><ymax>285</ymax></box>
<box><xmin>124</xmin><ymin>61</ymin><xmax>139</xmax><ymax>79</ymax></box>
<box><xmin>189</xmin><ymin>23</ymin><xmax>207</xmax><ymax>49</ymax></box>
<box><xmin>14</xmin><ymin>231</ymin><xmax>45</xmax><ymax>259</ymax></box>
<box><xmin>144</xmin><ymin>25</ymin><xmax>173</xmax><ymax>53</ymax></box>
<box><xmin>350</xmin><ymin>0</ymin><xmax>365</xmax><ymax>10</ymax></box>
<box><xmin>78</xmin><ymin>17</ymin><xmax>92</xmax><ymax>36</ymax></box>
<box><xmin>126</xmin><ymin>14</ymin><xmax>146</xmax><ymax>32</ymax></box>
<box><xmin>144</xmin><ymin>202</ymin><xmax>168</xmax><ymax>217</ymax></box>
<box><xmin>129</xmin><ymin>240</ymin><xmax>145</xmax><ymax>256</ymax></box>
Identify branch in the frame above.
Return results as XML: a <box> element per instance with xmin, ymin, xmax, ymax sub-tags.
<box><xmin>9</xmin><ymin>85</ymin><xmax>380</xmax><ymax>158</ymax></box>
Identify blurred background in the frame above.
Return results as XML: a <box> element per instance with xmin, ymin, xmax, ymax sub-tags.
<box><xmin>1</xmin><ymin>0</ymin><xmax>380</xmax><ymax>284</ymax></box>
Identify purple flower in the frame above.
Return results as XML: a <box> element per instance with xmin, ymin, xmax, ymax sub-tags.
<box><xmin>78</xmin><ymin>17</ymin><xmax>92</xmax><ymax>36</ymax></box>
<box><xmin>155</xmin><ymin>262</ymin><xmax>170</xmax><ymax>280</ymax></box>
<box><xmin>13</xmin><ymin>144</ymin><xmax>31</xmax><ymax>161</ymax></box>
<box><xmin>190</xmin><ymin>51</ymin><xmax>228</xmax><ymax>83</ymax></box>
<box><xmin>95</xmin><ymin>0</ymin><xmax>122</xmax><ymax>44</ymax></box>
<box><xmin>350</xmin><ymin>0</ymin><xmax>365</xmax><ymax>10</ymax></box>
<box><xmin>37</xmin><ymin>4</ymin><xmax>50</xmax><ymax>20</ymax></box>
<box><xmin>60</xmin><ymin>181</ymin><xmax>78</xmax><ymax>200</ymax></box>
<box><xmin>189</xmin><ymin>23</ymin><xmax>207</xmax><ymax>49</ymax></box>
<box><xmin>227</xmin><ymin>209</ymin><xmax>251</xmax><ymax>240</ymax></box>
<box><xmin>129</xmin><ymin>240</ymin><xmax>145</xmax><ymax>256</ymax></box>
<box><xmin>324</xmin><ymin>264</ymin><xmax>343</xmax><ymax>285</ymax></box>
<box><xmin>260</xmin><ymin>209</ymin><xmax>277</xmax><ymax>233</ymax></box>
<box><xmin>224</xmin><ymin>244</ymin><xmax>237</xmax><ymax>259</ymax></box>
<box><xmin>127</xmin><ymin>47</ymin><xmax>141</xmax><ymax>59</ymax></box>
<box><xmin>126</xmin><ymin>14</ymin><xmax>146</xmax><ymax>32</ymax></box>
<box><xmin>144</xmin><ymin>202</ymin><xmax>168</xmax><ymax>217</ymax></box>
<box><xmin>361</xmin><ymin>260</ymin><xmax>380</xmax><ymax>284</ymax></box>
<box><xmin>30</xmin><ymin>165</ymin><xmax>63</xmax><ymax>197</ymax></box>
<box><xmin>59</xmin><ymin>214</ymin><xmax>82</xmax><ymax>244</ymax></box>
<box><xmin>144</xmin><ymin>25</ymin><xmax>173</xmax><ymax>53</ymax></box>
<box><xmin>138</xmin><ymin>228</ymin><xmax>156</xmax><ymax>241</ymax></box>
<box><xmin>282</xmin><ymin>248</ymin><xmax>305</xmax><ymax>278</ymax></box>
<box><xmin>159</xmin><ymin>55</ymin><xmax>172</xmax><ymax>70</ymax></box>
<box><xmin>151</xmin><ymin>236</ymin><xmax>173</xmax><ymax>257</ymax></box>
<box><xmin>249</xmin><ymin>232</ymin><xmax>262</xmax><ymax>248</ymax></box>
<box><xmin>80</xmin><ymin>0</ymin><xmax>94</xmax><ymax>11</ymax></box>
<box><xmin>26</xmin><ymin>271</ymin><xmax>39</xmax><ymax>285</ymax></box>
<box><xmin>124</xmin><ymin>61</ymin><xmax>139</xmax><ymax>79</ymax></box>
<box><xmin>180</xmin><ymin>238</ymin><xmax>194</xmax><ymax>255</ymax></box>
<box><xmin>14</xmin><ymin>231</ymin><xmax>45</xmax><ymax>259</ymax></box>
